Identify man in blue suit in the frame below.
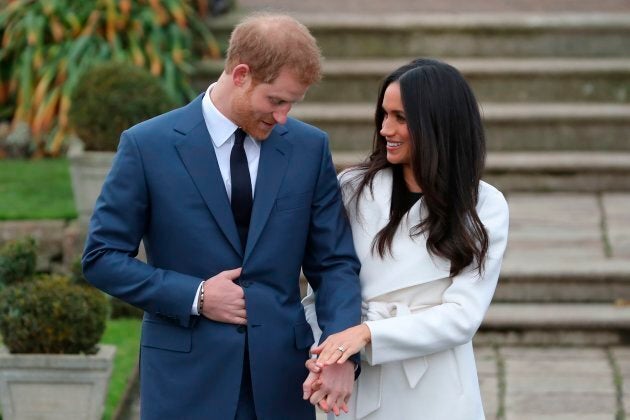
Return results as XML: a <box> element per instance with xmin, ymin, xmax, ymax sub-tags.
<box><xmin>82</xmin><ymin>13</ymin><xmax>361</xmax><ymax>420</ymax></box>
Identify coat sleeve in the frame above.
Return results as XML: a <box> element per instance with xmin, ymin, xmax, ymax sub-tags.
<box><xmin>82</xmin><ymin>131</ymin><xmax>202</xmax><ymax>327</ymax></box>
<box><xmin>364</xmin><ymin>187</ymin><xmax>509</xmax><ymax>365</ymax></box>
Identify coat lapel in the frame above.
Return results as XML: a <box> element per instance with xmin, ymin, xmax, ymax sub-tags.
<box><xmin>352</xmin><ymin>169</ymin><xmax>451</xmax><ymax>300</ymax></box>
<box><xmin>173</xmin><ymin>95</ymin><xmax>242</xmax><ymax>256</ymax></box>
<box><xmin>243</xmin><ymin>126</ymin><xmax>291</xmax><ymax>263</ymax></box>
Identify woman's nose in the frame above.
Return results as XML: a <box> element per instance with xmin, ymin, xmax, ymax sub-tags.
<box><xmin>380</xmin><ymin>118</ymin><xmax>393</xmax><ymax>137</ymax></box>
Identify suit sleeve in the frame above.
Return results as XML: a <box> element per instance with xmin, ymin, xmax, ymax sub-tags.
<box><xmin>82</xmin><ymin>131</ymin><xmax>201</xmax><ymax>327</ymax></box>
<box><xmin>301</xmin><ymin>133</ymin><xmax>362</xmax><ymax>344</ymax></box>
<box><xmin>364</xmin><ymin>188</ymin><xmax>509</xmax><ymax>365</ymax></box>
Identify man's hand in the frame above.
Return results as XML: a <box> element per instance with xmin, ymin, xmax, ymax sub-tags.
<box><xmin>307</xmin><ymin>361</ymin><xmax>354</xmax><ymax>416</ymax></box>
<box><xmin>200</xmin><ymin>267</ymin><xmax>246</xmax><ymax>324</ymax></box>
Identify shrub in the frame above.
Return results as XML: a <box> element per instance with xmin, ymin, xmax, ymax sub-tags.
<box><xmin>70</xmin><ymin>255</ymin><xmax>89</xmax><ymax>286</ymax></box>
<box><xmin>0</xmin><ymin>274</ymin><xmax>109</xmax><ymax>354</ymax></box>
<box><xmin>0</xmin><ymin>238</ymin><xmax>109</xmax><ymax>354</ymax></box>
<box><xmin>69</xmin><ymin>62</ymin><xmax>176</xmax><ymax>151</ymax></box>
<box><xmin>0</xmin><ymin>236</ymin><xmax>36</xmax><ymax>287</ymax></box>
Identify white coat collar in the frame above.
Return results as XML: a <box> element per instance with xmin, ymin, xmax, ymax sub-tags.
<box><xmin>342</xmin><ymin>168</ymin><xmax>451</xmax><ymax>301</ymax></box>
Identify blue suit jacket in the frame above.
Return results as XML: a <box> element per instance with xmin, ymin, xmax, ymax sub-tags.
<box><xmin>82</xmin><ymin>95</ymin><xmax>362</xmax><ymax>419</ymax></box>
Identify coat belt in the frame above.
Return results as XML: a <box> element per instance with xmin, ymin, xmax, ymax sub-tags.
<box><xmin>356</xmin><ymin>301</ymin><xmax>429</xmax><ymax>419</ymax></box>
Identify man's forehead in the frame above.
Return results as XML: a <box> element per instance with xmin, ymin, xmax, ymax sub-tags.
<box><xmin>264</xmin><ymin>71</ymin><xmax>309</xmax><ymax>100</ymax></box>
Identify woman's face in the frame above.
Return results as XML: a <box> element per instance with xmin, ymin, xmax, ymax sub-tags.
<box><xmin>380</xmin><ymin>82</ymin><xmax>411</xmax><ymax>168</ymax></box>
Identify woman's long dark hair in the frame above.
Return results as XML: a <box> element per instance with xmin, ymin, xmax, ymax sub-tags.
<box><xmin>348</xmin><ymin>58</ymin><xmax>489</xmax><ymax>277</ymax></box>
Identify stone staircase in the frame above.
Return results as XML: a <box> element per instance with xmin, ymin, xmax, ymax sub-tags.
<box><xmin>199</xmin><ymin>13</ymin><xmax>630</xmax><ymax>192</ymax></box>
<box><xmin>198</xmin><ymin>11</ymin><xmax>630</xmax><ymax>345</ymax></box>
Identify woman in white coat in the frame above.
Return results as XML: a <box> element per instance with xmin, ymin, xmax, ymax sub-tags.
<box><xmin>302</xmin><ymin>58</ymin><xmax>509</xmax><ymax>419</ymax></box>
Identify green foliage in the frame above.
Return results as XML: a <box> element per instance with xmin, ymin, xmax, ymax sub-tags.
<box><xmin>0</xmin><ymin>234</ymin><xmax>139</xmax><ymax>356</ymax></box>
<box><xmin>0</xmin><ymin>274</ymin><xmax>109</xmax><ymax>354</ymax></box>
<box><xmin>0</xmin><ymin>236</ymin><xmax>36</xmax><ymax>286</ymax></box>
<box><xmin>70</xmin><ymin>254</ymin><xmax>88</xmax><ymax>285</ymax></box>
<box><xmin>69</xmin><ymin>62</ymin><xmax>176</xmax><ymax>151</ymax></box>
<box><xmin>0</xmin><ymin>0</ymin><xmax>220</xmax><ymax>156</ymax></box>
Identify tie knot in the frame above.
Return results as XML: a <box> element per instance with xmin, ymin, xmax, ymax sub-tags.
<box><xmin>234</xmin><ymin>128</ymin><xmax>246</xmax><ymax>146</ymax></box>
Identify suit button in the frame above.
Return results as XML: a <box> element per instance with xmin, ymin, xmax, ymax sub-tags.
<box><xmin>241</xmin><ymin>280</ymin><xmax>252</xmax><ymax>288</ymax></box>
<box><xmin>237</xmin><ymin>325</ymin><xmax>247</xmax><ymax>333</ymax></box>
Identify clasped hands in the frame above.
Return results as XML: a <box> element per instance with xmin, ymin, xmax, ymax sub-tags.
<box><xmin>302</xmin><ymin>324</ymin><xmax>372</xmax><ymax>416</ymax></box>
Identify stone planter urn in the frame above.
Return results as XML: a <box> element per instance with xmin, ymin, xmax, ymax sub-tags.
<box><xmin>69</xmin><ymin>151</ymin><xmax>115</xmax><ymax>229</ymax></box>
<box><xmin>68</xmin><ymin>151</ymin><xmax>147</xmax><ymax>261</ymax></box>
<box><xmin>0</xmin><ymin>345</ymin><xmax>116</xmax><ymax>420</ymax></box>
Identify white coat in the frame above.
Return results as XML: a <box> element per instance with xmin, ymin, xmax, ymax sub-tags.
<box><xmin>303</xmin><ymin>168</ymin><xmax>509</xmax><ymax>420</ymax></box>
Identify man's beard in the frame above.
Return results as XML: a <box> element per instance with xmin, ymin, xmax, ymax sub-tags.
<box><xmin>231</xmin><ymin>92</ymin><xmax>275</xmax><ymax>141</ymax></box>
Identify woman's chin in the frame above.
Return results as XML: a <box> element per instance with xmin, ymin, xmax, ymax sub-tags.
<box><xmin>386</xmin><ymin>154</ymin><xmax>401</xmax><ymax>165</ymax></box>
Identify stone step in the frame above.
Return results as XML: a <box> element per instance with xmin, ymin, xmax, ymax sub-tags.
<box><xmin>291</xmin><ymin>102</ymin><xmax>630</xmax><ymax>151</ymax></box>
<box><xmin>193</xmin><ymin>58</ymin><xmax>630</xmax><ymax>103</ymax></box>
<box><xmin>332</xmin><ymin>151</ymin><xmax>630</xmax><ymax>192</ymax></box>
<box><xmin>476</xmin><ymin>303</ymin><xmax>630</xmax><ymax>345</ymax></box>
<box><xmin>496</xmin><ymin>259</ymin><xmax>630</xmax><ymax>303</ymax></box>
<box><xmin>208</xmin><ymin>13</ymin><xmax>630</xmax><ymax>58</ymax></box>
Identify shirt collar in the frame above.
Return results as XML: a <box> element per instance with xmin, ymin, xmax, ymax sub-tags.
<box><xmin>202</xmin><ymin>83</ymin><xmax>238</xmax><ymax>148</ymax></box>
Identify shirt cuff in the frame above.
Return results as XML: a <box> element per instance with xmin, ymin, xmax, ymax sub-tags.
<box><xmin>191</xmin><ymin>281</ymin><xmax>204</xmax><ymax>315</ymax></box>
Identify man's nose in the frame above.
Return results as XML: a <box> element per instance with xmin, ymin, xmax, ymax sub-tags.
<box><xmin>273</xmin><ymin>105</ymin><xmax>291</xmax><ymax>125</ymax></box>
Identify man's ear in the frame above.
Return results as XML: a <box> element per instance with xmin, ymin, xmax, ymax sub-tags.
<box><xmin>232</xmin><ymin>64</ymin><xmax>251</xmax><ymax>87</ymax></box>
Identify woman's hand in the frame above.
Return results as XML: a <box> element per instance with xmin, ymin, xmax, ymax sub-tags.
<box><xmin>311</xmin><ymin>324</ymin><xmax>371</xmax><ymax>366</ymax></box>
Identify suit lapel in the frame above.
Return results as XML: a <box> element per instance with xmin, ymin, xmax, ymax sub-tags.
<box><xmin>244</xmin><ymin>127</ymin><xmax>291</xmax><ymax>263</ymax></box>
<box><xmin>174</xmin><ymin>96</ymin><xmax>242</xmax><ymax>256</ymax></box>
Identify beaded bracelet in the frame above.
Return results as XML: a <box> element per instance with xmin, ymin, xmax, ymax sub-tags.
<box><xmin>198</xmin><ymin>282</ymin><xmax>205</xmax><ymax>314</ymax></box>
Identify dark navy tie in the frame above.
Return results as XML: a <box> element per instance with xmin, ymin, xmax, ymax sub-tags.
<box><xmin>230</xmin><ymin>128</ymin><xmax>252</xmax><ymax>251</ymax></box>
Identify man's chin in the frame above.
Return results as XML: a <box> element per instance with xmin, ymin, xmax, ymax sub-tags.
<box><xmin>249</xmin><ymin>126</ymin><xmax>274</xmax><ymax>141</ymax></box>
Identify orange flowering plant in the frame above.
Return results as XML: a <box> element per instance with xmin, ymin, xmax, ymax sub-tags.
<box><xmin>0</xmin><ymin>0</ymin><xmax>220</xmax><ymax>156</ymax></box>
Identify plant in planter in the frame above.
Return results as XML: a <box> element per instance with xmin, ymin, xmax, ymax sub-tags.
<box><xmin>68</xmin><ymin>61</ymin><xmax>175</xmax><ymax>227</ymax></box>
<box><xmin>0</xmin><ymin>0</ymin><xmax>220</xmax><ymax>156</ymax></box>
<box><xmin>0</xmin><ymin>237</ymin><xmax>114</xmax><ymax>420</ymax></box>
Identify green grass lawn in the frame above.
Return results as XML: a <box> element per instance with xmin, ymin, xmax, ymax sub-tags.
<box><xmin>0</xmin><ymin>317</ymin><xmax>141</xmax><ymax>420</ymax></box>
<box><xmin>0</xmin><ymin>158</ymin><xmax>76</xmax><ymax>220</ymax></box>
<box><xmin>100</xmin><ymin>317</ymin><xmax>142</xmax><ymax>420</ymax></box>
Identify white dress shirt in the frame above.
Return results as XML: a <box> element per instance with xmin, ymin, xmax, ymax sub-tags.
<box><xmin>191</xmin><ymin>84</ymin><xmax>261</xmax><ymax>314</ymax></box>
<box><xmin>202</xmin><ymin>83</ymin><xmax>261</xmax><ymax>198</ymax></box>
